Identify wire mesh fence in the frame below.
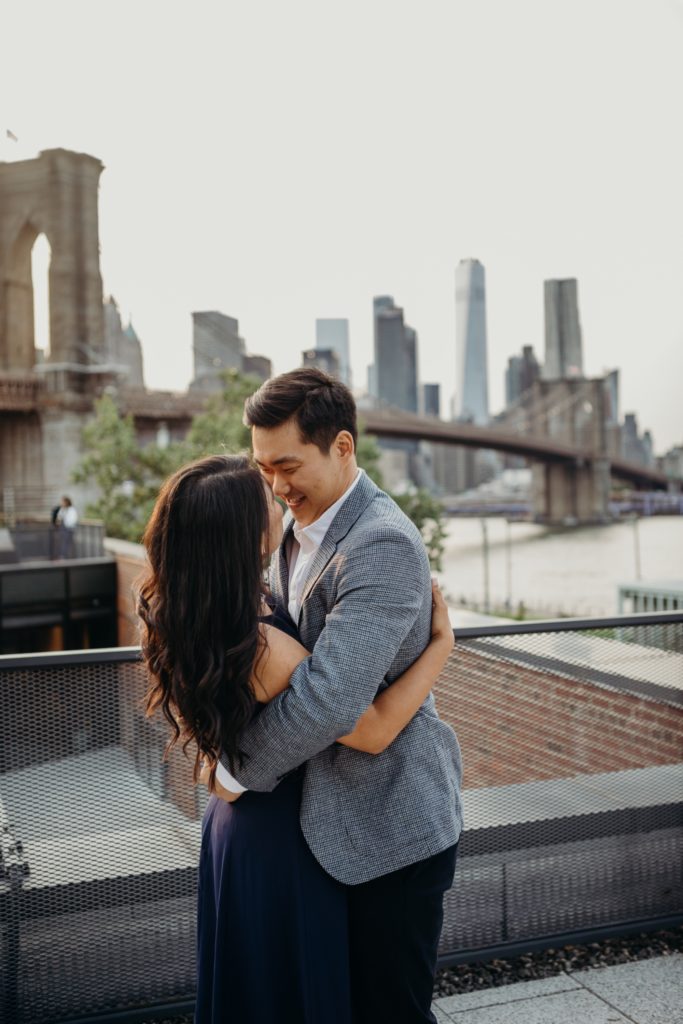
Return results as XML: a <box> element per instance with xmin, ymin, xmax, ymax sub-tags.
<box><xmin>435</xmin><ymin>615</ymin><xmax>683</xmax><ymax>963</ymax></box>
<box><xmin>0</xmin><ymin>613</ymin><xmax>681</xmax><ymax>1022</ymax></box>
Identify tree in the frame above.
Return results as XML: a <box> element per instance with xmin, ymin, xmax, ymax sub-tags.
<box><xmin>355</xmin><ymin>428</ymin><xmax>446</xmax><ymax>570</ymax></box>
<box><xmin>72</xmin><ymin>395</ymin><xmax>183</xmax><ymax>543</ymax></box>
<box><xmin>391</xmin><ymin>488</ymin><xmax>447</xmax><ymax>571</ymax></box>
<box><xmin>355</xmin><ymin>427</ymin><xmax>384</xmax><ymax>486</ymax></box>
<box><xmin>183</xmin><ymin>369</ymin><xmax>258</xmax><ymax>458</ymax></box>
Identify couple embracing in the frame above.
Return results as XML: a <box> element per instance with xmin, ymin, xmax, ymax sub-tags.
<box><xmin>139</xmin><ymin>368</ymin><xmax>464</xmax><ymax>1023</ymax></box>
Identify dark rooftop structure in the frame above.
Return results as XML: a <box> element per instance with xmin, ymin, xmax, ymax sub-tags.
<box><xmin>0</xmin><ymin>522</ymin><xmax>116</xmax><ymax>655</ymax></box>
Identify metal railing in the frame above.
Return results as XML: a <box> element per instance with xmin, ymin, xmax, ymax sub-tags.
<box><xmin>5</xmin><ymin>522</ymin><xmax>106</xmax><ymax>562</ymax></box>
<box><xmin>0</xmin><ymin>612</ymin><xmax>681</xmax><ymax>1022</ymax></box>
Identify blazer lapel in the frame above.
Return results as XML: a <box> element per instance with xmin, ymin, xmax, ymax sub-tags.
<box><xmin>298</xmin><ymin>471</ymin><xmax>380</xmax><ymax>622</ymax></box>
<box><xmin>271</xmin><ymin>516</ymin><xmax>295</xmax><ymax>606</ymax></box>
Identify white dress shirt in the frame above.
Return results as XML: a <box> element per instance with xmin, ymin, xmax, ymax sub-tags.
<box><xmin>287</xmin><ymin>469</ymin><xmax>362</xmax><ymax>623</ymax></box>
<box><xmin>216</xmin><ymin>469</ymin><xmax>362</xmax><ymax>794</ymax></box>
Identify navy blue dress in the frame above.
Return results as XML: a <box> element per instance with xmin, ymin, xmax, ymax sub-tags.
<box><xmin>195</xmin><ymin>605</ymin><xmax>351</xmax><ymax>1024</ymax></box>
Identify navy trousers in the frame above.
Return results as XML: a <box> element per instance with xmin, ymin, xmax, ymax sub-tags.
<box><xmin>347</xmin><ymin>842</ymin><xmax>458</xmax><ymax>1024</ymax></box>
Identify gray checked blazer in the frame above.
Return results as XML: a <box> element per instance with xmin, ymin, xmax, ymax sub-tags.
<box><xmin>223</xmin><ymin>471</ymin><xmax>463</xmax><ymax>884</ymax></box>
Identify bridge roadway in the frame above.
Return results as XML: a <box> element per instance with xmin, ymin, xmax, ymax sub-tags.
<box><xmin>360</xmin><ymin>409</ymin><xmax>673</xmax><ymax>490</ymax></box>
<box><xmin>0</xmin><ymin>375</ymin><xmax>675</xmax><ymax>491</ymax></box>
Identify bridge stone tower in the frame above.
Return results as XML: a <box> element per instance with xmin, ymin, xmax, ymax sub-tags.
<box><xmin>0</xmin><ymin>149</ymin><xmax>105</xmax><ymax>372</ymax></box>
<box><xmin>0</xmin><ymin>149</ymin><xmax>112</xmax><ymax>513</ymax></box>
<box><xmin>528</xmin><ymin>377</ymin><xmax>611</xmax><ymax>523</ymax></box>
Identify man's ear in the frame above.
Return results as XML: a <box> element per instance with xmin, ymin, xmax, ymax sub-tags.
<box><xmin>335</xmin><ymin>430</ymin><xmax>355</xmax><ymax>457</ymax></box>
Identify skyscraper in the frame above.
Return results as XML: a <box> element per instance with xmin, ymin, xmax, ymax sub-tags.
<box><xmin>191</xmin><ymin>311</ymin><xmax>245</xmax><ymax>391</ymax></box>
<box><xmin>543</xmin><ymin>278</ymin><xmax>584</xmax><ymax>379</ymax></box>
<box><xmin>423</xmin><ymin>383</ymin><xmax>440</xmax><ymax>418</ymax></box>
<box><xmin>373</xmin><ymin>296</ymin><xmax>418</xmax><ymax>412</ymax></box>
<box><xmin>315</xmin><ymin>319</ymin><xmax>351</xmax><ymax>386</ymax></box>
<box><xmin>371</xmin><ymin>296</ymin><xmax>421</xmax><ymax>490</ymax></box>
<box><xmin>242</xmin><ymin>354</ymin><xmax>272</xmax><ymax>382</ymax></box>
<box><xmin>454</xmin><ymin>258</ymin><xmax>489</xmax><ymax>424</ymax></box>
<box><xmin>505</xmin><ymin>345</ymin><xmax>541</xmax><ymax>407</ymax></box>
<box><xmin>302</xmin><ymin>347</ymin><xmax>341</xmax><ymax>378</ymax></box>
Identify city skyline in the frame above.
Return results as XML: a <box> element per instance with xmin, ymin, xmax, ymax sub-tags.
<box><xmin>26</xmin><ymin>246</ymin><xmax>677</xmax><ymax>454</ymax></box>
<box><xmin>2</xmin><ymin>0</ymin><xmax>682</xmax><ymax>451</ymax></box>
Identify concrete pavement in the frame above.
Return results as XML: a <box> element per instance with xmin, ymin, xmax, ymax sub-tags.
<box><xmin>432</xmin><ymin>953</ymin><xmax>683</xmax><ymax>1024</ymax></box>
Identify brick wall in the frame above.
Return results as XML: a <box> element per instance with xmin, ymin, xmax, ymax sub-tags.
<box><xmin>435</xmin><ymin>645</ymin><xmax>682</xmax><ymax>789</ymax></box>
<box><xmin>102</xmin><ymin>538</ymin><xmax>682</xmax><ymax>795</ymax></box>
<box><xmin>104</xmin><ymin>537</ymin><xmax>146</xmax><ymax>646</ymax></box>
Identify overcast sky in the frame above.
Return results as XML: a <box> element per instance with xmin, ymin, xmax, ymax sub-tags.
<box><xmin>2</xmin><ymin>0</ymin><xmax>682</xmax><ymax>452</ymax></box>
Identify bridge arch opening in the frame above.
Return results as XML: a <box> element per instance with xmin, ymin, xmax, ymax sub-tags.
<box><xmin>31</xmin><ymin>233</ymin><xmax>51</xmax><ymax>361</ymax></box>
<box><xmin>3</xmin><ymin>221</ymin><xmax>53</xmax><ymax>371</ymax></box>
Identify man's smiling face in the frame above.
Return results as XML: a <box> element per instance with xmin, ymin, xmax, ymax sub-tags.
<box><xmin>252</xmin><ymin>416</ymin><xmax>356</xmax><ymax>528</ymax></box>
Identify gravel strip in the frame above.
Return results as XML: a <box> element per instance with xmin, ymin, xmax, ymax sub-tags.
<box><xmin>433</xmin><ymin>927</ymin><xmax>683</xmax><ymax>998</ymax></box>
<box><xmin>137</xmin><ymin>927</ymin><xmax>683</xmax><ymax>1023</ymax></box>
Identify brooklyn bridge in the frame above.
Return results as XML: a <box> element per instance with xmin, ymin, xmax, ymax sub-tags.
<box><xmin>0</xmin><ymin>149</ymin><xmax>680</xmax><ymax>526</ymax></box>
<box><xmin>0</xmin><ymin>367</ymin><xmax>677</xmax><ymax>526</ymax></box>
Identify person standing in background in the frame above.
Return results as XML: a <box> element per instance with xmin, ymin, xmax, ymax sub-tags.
<box><xmin>56</xmin><ymin>495</ymin><xmax>78</xmax><ymax>558</ymax></box>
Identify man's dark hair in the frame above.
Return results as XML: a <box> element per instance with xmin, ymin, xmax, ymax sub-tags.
<box><xmin>243</xmin><ymin>368</ymin><xmax>358</xmax><ymax>453</ymax></box>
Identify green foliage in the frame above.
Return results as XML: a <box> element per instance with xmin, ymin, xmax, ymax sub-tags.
<box><xmin>355</xmin><ymin>428</ymin><xmax>384</xmax><ymax>486</ymax></box>
<box><xmin>184</xmin><ymin>369</ymin><xmax>259</xmax><ymax>458</ymax></box>
<box><xmin>72</xmin><ymin>395</ymin><xmax>184</xmax><ymax>543</ymax></box>
<box><xmin>73</xmin><ymin>371</ymin><xmax>260</xmax><ymax>542</ymax></box>
<box><xmin>355</xmin><ymin>427</ymin><xmax>446</xmax><ymax>570</ymax></box>
<box><xmin>392</xmin><ymin>488</ymin><xmax>447</xmax><ymax>572</ymax></box>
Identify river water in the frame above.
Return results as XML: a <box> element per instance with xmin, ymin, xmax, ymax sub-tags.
<box><xmin>438</xmin><ymin>515</ymin><xmax>683</xmax><ymax>618</ymax></box>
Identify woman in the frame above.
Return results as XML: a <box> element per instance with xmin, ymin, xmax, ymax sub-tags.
<box><xmin>138</xmin><ymin>454</ymin><xmax>454</xmax><ymax>1024</ymax></box>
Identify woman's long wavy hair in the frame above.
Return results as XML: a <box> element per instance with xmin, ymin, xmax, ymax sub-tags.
<box><xmin>137</xmin><ymin>454</ymin><xmax>269</xmax><ymax>785</ymax></box>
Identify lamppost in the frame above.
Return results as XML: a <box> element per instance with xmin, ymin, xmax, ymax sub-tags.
<box><xmin>505</xmin><ymin>518</ymin><xmax>512</xmax><ymax>611</ymax></box>
<box><xmin>631</xmin><ymin>513</ymin><xmax>642</xmax><ymax>581</ymax></box>
<box><xmin>480</xmin><ymin>518</ymin><xmax>490</xmax><ymax>614</ymax></box>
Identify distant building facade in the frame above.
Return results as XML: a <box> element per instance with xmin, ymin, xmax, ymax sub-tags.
<box><xmin>302</xmin><ymin>347</ymin><xmax>341</xmax><ymax>377</ymax></box>
<box><xmin>602</xmin><ymin>369</ymin><xmax>622</xmax><ymax>458</ymax></box>
<box><xmin>454</xmin><ymin>258</ymin><xmax>489</xmax><ymax>424</ymax></box>
<box><xmin>505</xmin><ymin>345</ymin><xmax>540</xmax><ymax>407</ymax></box>
<box><xmin>191</xmin><ymin>312</ymin><xmax>245</xmax><ymax>392</ymax></box>
<box><xmin>103</xmin><ymin>297</ymin><xmax>145</xmax><ymax>389</ymax></box>
<box><xmin>242</xmin><ymin>354</ymin><xmax>272</xmax><ymax>382</ymax></box>
<box><xmin>367</xmin><ymin>363</ymin><xmax>377</xmax><ymax>398</ymax></box>
<box><xmin>373</xmin><ymin>296</ymin><xmax>418</xmax><ymax>412</ymax></box>
<box><xmin>372</xmin><ymin>295</ymin><xmax>421</xmax><ymax>490</ymax></box>
<box><xmin>543</xmin><ymin>278</ymin><xmax>583</xmax><ymax>379</ymax></box>
<box><xmin>623</xmin><ymin>412</ymin><xmax>655</xmax><ymax>468</ymax></box>
<box><xmin>661</xmin><ymin>445</ymin><xmax>683</xmax><ymax>479</ymax></box>
<box><xmin>423</xmin><ymin>383</ymin><xmax>440</xmax><ymax>418</ymax></box>
<box><xmin>315</xmin><ymin>319</ymin><xmax>351</xmax><ymax>386</ymax></box>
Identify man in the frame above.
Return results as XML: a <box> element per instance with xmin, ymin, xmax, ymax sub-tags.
<box><xmin>217</xmin><ymin>368</ymin><xmax>463</xmax><ymax>1023</ymax></box>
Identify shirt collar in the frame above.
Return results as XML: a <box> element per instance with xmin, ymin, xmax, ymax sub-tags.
<box><xmin>292</xmin><ymin>469</ymin><xmax>363</xmax><ymax>551</ymax></box>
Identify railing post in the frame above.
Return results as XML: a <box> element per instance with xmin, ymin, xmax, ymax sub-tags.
<box><xmin>2</xmin><ymin>488</ymin><xmax>16</xmax><ymax>529</ymax></box>
<box><xmin>1</xmin><ymin>824</ymin><xmax>29</xmax><ymax>1023</ymax></box>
